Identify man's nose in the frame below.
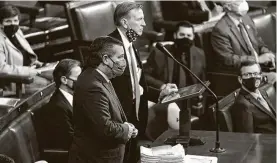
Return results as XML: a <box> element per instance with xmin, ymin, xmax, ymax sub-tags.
<box><xmin>142</xmin><ymin>20</ymin><xmax>146</xmax><ymax>26</ymax></box>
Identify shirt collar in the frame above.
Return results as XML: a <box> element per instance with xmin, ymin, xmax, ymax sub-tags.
<box><xmin>228</xmin><ymin>14</ymin><xmax>242</xmax><ymax>27</ymax></box>
<box><xmin>117</xmin><ymin>28</ymin><xmax>132</xmax><ymax>48</ymax></box>
<box><xmin>96</xmin><ymin>69</ymin><xmax>110</xmax><ymax>82</ymax></box>
<box><xmin>59</xmin><ymin>88</ymin><xmax>73</xmax><ymax>106</ymax></box>
<box><xmin>242</xmin><ymin>86</ymin><xmax>262</xmax><ymax>99</ymax></box>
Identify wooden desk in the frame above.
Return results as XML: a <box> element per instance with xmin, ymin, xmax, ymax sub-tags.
<box><xmin>152</xmin><ymin>129</ymin><xmax>276</xmax><ymax>163</ymax></box>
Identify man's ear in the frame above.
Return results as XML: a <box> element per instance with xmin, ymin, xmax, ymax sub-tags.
<box><xmin>60</xmin><ymin>76</ymin><xmax>67</xmax><ymax>85</ymax></box>
<box><xmin>173</xmin><ymin>32</ymin><xmax>177</xmax><ymax>39</ymax></box>
<box><xmin>120</xmin><ymin>18</ymin><xmax>128</xmax><ymax>29</ymax></box>
<box><xmin>102</xmin><ymin>55</ymin><xmax>109</xmax><ymax>65</ymax></box>
<box><xmin>238</xmin><ymin>76</ymin><xmax>242</xmax><ymax>84</ymax></box>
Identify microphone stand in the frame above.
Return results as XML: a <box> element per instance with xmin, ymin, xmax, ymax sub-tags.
<box><xmin>159</xmin><ymin>44</ymin><xmax>225</xmax><ymax>153</ymax></box>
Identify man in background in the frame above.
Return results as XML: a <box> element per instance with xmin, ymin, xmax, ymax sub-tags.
<box><xmin>40</xmin><ymin>59</ymin><xmax>81</xmax><ymax>150</ymax></box>
<box><xmin>231</xmin><ymin>60</ymin><xmax>276</xmax><ymax>133</ymax></box>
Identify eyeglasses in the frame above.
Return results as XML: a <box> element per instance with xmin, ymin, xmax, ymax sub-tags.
<box><xmin>241</xmin><ymin>72</ymin><xmax>262</xmax><ymax>78</ymax></box>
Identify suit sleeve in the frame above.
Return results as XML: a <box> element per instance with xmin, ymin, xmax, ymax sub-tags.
<box><xmin>0</xmin><ymin>42</ymin><xmax>37</xmax><ymax>77</ymax></box>
<box><xmin>144</xmin><ymin>49</ymin><xmax>165</xmax><ymax>89</ymax></box>
<box><xmin>232</xmin><ymin>102</ymin><xmax>254</xmax><ymax>133</ymax></box>
<box><xmin>211</xmin><ymin>26</ymin><xmax>256</xmax><ymax>68</ymax></box>
<box><xmin>82</xmin><ymin>87</ymin><xmax>129</xmax><ymax>144</ymax></box>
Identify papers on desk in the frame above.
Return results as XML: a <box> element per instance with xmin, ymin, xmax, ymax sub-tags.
<box><xmin>140</xmin><ymin>144</ymin><xmax>185</xmax><ymax>163</ymax></box>
<box><xmin>0</xmin><ymin>98</ymin><xmax>20</xmax><ymax>107</ymax></box>
<box><xmin>140</xmin><ymin>144</ymin><xmax>218</xmax><ymax>163</ymax></box>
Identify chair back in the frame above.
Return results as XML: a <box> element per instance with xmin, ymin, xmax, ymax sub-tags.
<box><xmin>66</xmin><ymin>1</ymin><xmax>116</xmax><ymax>41</ymax></box>
<box><xmin>210</xmin><ymin>89</ymin><xmax>240</xmax><ymax>132</ymax></box>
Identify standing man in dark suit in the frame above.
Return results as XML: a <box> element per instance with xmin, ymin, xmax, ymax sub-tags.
<box><xmin>211</xmin><ymin>0</ymin><xmax>276</xmax><ymax>83</ymax></box>
<box><xmin>109</xmin><ymin>2</ymin><xmax>178</xmax><ymax>162</ymax></box>
<box><xmin>40</xmin><ymin>59</ymin><xmax>81</xmax><ymax>150</ymax></box>
<box><xmin>68</xmin><ymin>36</ymin><xmax>138</xmax><ymax>163</ymax></box>
<box><xmin>231</xmin><ymin>60</ymin><xmax>276</xmax><ymax>133</ymax></box>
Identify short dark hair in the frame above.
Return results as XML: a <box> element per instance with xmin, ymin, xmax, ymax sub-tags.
<box><xmin>86</xmin><ymin>36</ymin><xmax>123</xmax><ymax>68</ymax></box>
<box><xmin>53</xmin><ymin>59</ymin><xmax>81</xmax><ymax>87</ymax></box>
<box><xmin>114</xmin><ymin>2</ymin><xmax>143</xmax><ymax>26</ymax></box>
<box><xmin>239</xmin><ymin>60</ymin><xmax>261</xmax><ymax>75</ymax></box>
<box><xmin>0</xmin><ymin>5</ymin><xmax>20</xmax><ymax>23</ymax></box>
<box><xmin>175</xmin><ymin>21</ymin><xmax>195</xmax><ymax>33</ymax></box>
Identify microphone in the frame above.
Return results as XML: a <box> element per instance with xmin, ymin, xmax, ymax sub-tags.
<box><xmin>156</xmin><ymin>42</ymin><xmax>225</xmax><ymax>153</ymax></box>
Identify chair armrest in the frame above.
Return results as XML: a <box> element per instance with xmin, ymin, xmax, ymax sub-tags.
<box><xmin>0</xmin><ymin>75</ymin><xmax>34</xmax><ymax>84</ymax></box>
<box><xmin>43</xmin><ymin>149</ymin><xmax>68</xmax><ymax>154</ymax></box>
<box><xmin>142</xmin><ymin>30</ymin><xmax>165</xmax><ymax>42</ymax></box>
<box><xmin>14</xmin><ymin>4</ymin><xmax>42</xmax><ymax>16</ymax></box>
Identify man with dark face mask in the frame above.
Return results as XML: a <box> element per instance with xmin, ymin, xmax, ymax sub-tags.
<box><xmin>40</xmin><ymin>59</ymin><xmax>81</xmax><ymax>150</ymax></box>
<box><xmin>68</xmin><ymin>36</ymin><xmax>138</xmax><ymax>163</ymax></box>
<box><xmin>231</xmin><ymin>60</ymin><xmax>276</xmax><ymax>134</ymax></box>
<box><xmin>0</xmin><ymin>5</ymin><xmax>51</xmax><ymax>96</ymax></box>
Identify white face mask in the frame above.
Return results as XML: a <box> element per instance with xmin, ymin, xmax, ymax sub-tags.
<box><xmin>237</xmin><ymin>1</ymin><xmax>249</xmax><ymax>16</ymax></box>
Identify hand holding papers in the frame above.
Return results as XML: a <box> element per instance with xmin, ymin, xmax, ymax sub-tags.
<box><xmin>36</xmin><ymin>61</ymin><xmax>59</xmax><ymax>73</ymax></box>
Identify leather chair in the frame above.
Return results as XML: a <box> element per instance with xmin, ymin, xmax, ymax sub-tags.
<box><xmin>209</xmin><ymin>89</ymin><xmax>240</xmax><ymax>132</ymax></box>
<box><xmin>252</xmin><ymin>12</ymin><xmax>276</xmax><ymax>52</ymax></box>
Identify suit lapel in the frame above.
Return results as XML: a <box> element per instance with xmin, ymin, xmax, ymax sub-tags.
<box><xmin>95</xmin><ymin>70</ymin><xmax>128</xmax><ymax>121</ymax></box>
<box><xmin>242</xmin><ymin>89</ymin><xmax>276</xmax><ymax>121</ymax></box>
<box><xmin>225</xmin><ymin>15</ymin><xmax>249</xmax><ymax>53</ymax></box>
<box><xmin>260</xmin><ymin>89</ymin><xmax>276</xmax><ymax>116</ymax></box>
<box><xmin>57</xmin><ymin>89</ymin><xmax>73</xmax><ymax>112</ymax></box>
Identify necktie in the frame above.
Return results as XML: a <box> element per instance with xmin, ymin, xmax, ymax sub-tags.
<box><xmin>129</xmin><ymin>45</ymin><xmax>140</xmax><ymax>120</ymax></box>
<box><xmin>238</xmin><ymin>22</ymin><xmax>259</xmax><ymax>62</ymax></box>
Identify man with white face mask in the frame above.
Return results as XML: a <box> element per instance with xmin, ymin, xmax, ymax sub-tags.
<box><xmin>211</xmin><ymin>0</ymin><xmax>276</xmax><ymax>84</ymax></box>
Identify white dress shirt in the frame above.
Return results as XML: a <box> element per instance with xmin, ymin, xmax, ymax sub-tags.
<box><xmin>117</xmin><ymin>28</ymin><xmax>143</xmax><ymax>99</ymax></box>
<box><xmin>59</xmin><ymin>88</ymin><xmax>73</xmax><ymax>106</ymax></box>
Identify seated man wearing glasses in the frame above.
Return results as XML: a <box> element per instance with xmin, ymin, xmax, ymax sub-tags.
<box><xmin>231</xmin><ymin>60</ymin><xmax>276</xmax><ymax>134</ymax></box>
<box><xmin>40</xmin><ymin>59</ymin><xmax>81</xmax><ymax>150</ymax></box>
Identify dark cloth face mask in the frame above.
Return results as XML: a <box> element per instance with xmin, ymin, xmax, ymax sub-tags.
<box><xmin>3</xmin><ymin>24</ymin><xmax>19</xmax><ymax>37</ymax></box>
<box><xmin>174</xmin><ymin>37</ymin><xmax>193</xmax><ymax>51</ymax></box>
<box><xmin>126</xmin><ymin>28</ymin><xmax>139</xmax><ymax>42</ymax></box>
<box><xmin>242</xmin><ymin>77</ymin><xmax>262</xmax><ymax>92</ymax></box>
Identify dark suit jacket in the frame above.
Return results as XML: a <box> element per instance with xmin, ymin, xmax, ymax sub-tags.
<box><xmin>231</xmin><ymin>88</ymin><xmax>276</xmax><ymax>134</ymax></box>
<box><xmin>69</xmin><ymin>68</ymin><xmax>129</xmax><ymax>163</ymax></box>
<box><xmin>41</xmin><ymin>89</ymin><xmax>74</xmax><ymax>150</ymax></box>
<box><xmin>144</xmin><ymin>44</ymin><xmax>206</xmax><ymax>89</ymax></box>
<box><xmin>109</xmin><ymin>30</ymin><xmax>159</xmax><ymax>135</ymax></box>
<box><xmin>161</xmin><ymin>1</ymin><xmax>216</xmax><ymax>24</ymax></box>
<box><xmin>211</xmin><ymin>14</ymin><xmax>271</xmax><ymax>71</ymax></box>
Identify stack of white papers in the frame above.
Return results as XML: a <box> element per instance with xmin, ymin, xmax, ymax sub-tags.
<box><xmin>140</xmin><ymin>144</ymin><xmax>185</xmax><ymax>163</ymax></box>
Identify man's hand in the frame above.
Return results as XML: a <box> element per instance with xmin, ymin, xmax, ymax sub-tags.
<box><xmin>31</xmin><ymin>60</ymin><xmax>44</xmax><ymax>68</ymax></box>
<box><xmin>124</xmin><ymin>122</ymin><xmax>138</xmax><ymax>139</ymax></box>
<box><xmin>258</xmin><ymin>53</ymin><xmax>275</xmax><ymax>67</ymax></box>
<box><xmin>210</xmin><ymin>4</ymin><xmax>223</xmax><ymax>17</ymax></box>
<box><xmin>159</xmin><ymin>83</ymin><xmax>178</xmax><ymax>102</ymax></box>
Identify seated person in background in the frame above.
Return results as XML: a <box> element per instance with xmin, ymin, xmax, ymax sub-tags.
<box><xmin>144</xmin><ymin>21</ymin><xmax>206</xmax><ymax>138</ymax></box>
<box><xmin>211</xmin><ymin>0</ymin><xmax>276</xmax><ymax>84</ymax></box>
<box><xmin>231</xmin><ymin>60</ymin><xmax>276</xmax><ymax>134</ymax></box>
<box><xmin>161</xmin><ymin>1</ymin><xmax>223</xmax><ymax>24</ymax></box>
<box><xmin>0</xmin><ymin>5</ymin><xmax>51</xmax><ymax>96</ymax></box>
<box><xmin>41</xmin><ymin>59</ymin><xmax>81</xmax><ymax>150</ymax></box>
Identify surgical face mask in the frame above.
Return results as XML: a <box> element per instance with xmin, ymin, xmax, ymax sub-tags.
<box><xmin>174</xmin><ymin>37</ymin><xmax>193</xmax><ymax>51</ymax></box>
<box><xmin>3</xmin><ymin>24</ymin><xmax>19</xmax><ymax>37</ymax></box>
<box><xmin>236</xmin><ymin>1</ymin><xmax>249</xmax><ymax>16</ymax></box>
<box><xmin>106</xmin><ymin>56</ymin><xmax>126</xmax><ymax>77</ymax></box>
<box><xmin>242</xmin><ymin>76</ymin><xmax>262</xmax><ymax>92</ymax></box>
